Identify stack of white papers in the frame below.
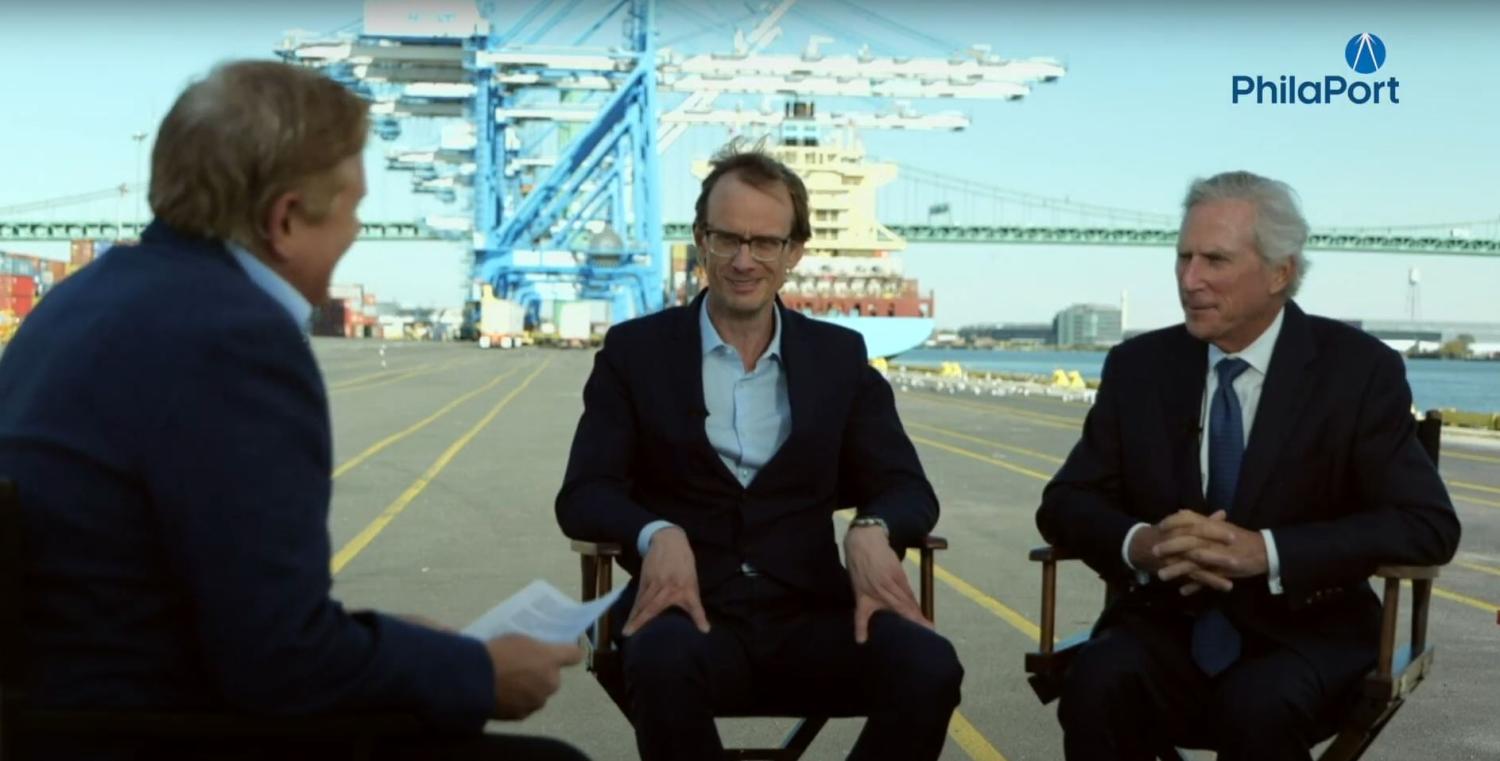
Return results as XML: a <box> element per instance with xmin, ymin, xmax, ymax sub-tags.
<box><xmin>461</xmin><ymin>579</ymin><xmax>624</xmax><ymax>644</ymax></box>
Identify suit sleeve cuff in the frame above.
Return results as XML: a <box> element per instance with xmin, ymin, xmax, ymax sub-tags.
<box><xmin>1122</xmin><ymin>522</ymin><xmax>1151</xmax><ymax>585</ymax></box>
<box><xmin>638</xmin><ymin>520</ymin><xmax>677</xmax><ymax>556</ymax></box>
<box><xmin>1262</xmin><ymin>528</ymin><xmax>1283</xmax><ymax>595</ymax></box>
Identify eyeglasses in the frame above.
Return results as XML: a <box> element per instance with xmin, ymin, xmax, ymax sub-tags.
<box><xmin>701</xmin><ymin>227</ymin><xmax>791</xmax><ymax>263</ymax></box>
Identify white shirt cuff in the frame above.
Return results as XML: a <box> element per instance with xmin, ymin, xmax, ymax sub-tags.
<box><xmin>637</xmin><ymin>520</ymin><xmax>677</xmax><ymax>556</ymax></box>
<box><xmin>1262</xmin><ymin>528</ymin><xmax>1283</xmax><ymax>595</ymax></box>
<box><xmin>1122</xmin><ymin>522</ymin><xmax>1151</xmax><ymax>585</ymax></box>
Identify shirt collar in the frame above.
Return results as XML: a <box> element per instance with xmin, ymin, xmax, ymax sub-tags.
<box><xmin>699</xmin><ymin>298</ymin><xmax>781</xmax><ymax>362</ymax></box>
<box><xmin>1207</xmin><ymin>304</ymin><xmax>1285</xmax><ymax>376</ymax></box>
<box><xmin>225</xmin><ymin>240</ymin><xmax>313</xmax><ymax>330</ymax></box>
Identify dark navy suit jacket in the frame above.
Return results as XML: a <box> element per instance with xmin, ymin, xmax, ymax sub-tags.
<box><xmin>1037</xmin><ymin>300</ymin><xmax>1460</xmax><ymax>688</ymax></box>
<box><xmin>0</xmin><ymin>223</ymin><xmax>492</xmax><ymax>735</ymax></box>
<box><xmin>555</xmin><ymin>291</ymin><xmax>939</xmax><ymax>603</ymax></box>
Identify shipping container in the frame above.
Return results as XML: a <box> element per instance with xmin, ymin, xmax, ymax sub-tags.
<box><xmin>328</xmin><ymin>283</ymin><xmax>364</xmax><ymax>303</ymax></box>
<box><xmin>557</xmin><ymin>301</ymin><xmax>591</xmax><ymax>343</ymax></box>
<box><xmin>1</xmin><ymin>255</ymin><xmax>40</xmax><ymax>278</ymax></box>
<box><xmin>0</xmin><ymin>275</ymin><xmax>38</xmax><ymax>296</ymax></box>
<box><xmin>311</xmin><ymin>298</ymin><xmax>350</xmax><ymax>337</ymax></box>
<box><xmin>69</xmin><ymin>240</ymin><xmax>95</xmax><ymax>267</ymax></box>
<box><xmin>0</xmin><ymin>293</ymin><xmax>35</xmax><ymax>320</ymax></box>
<box><xmin>479</xmin><ymin>296</ymin><xmax>526</xmax><ymax>340</ymax></box>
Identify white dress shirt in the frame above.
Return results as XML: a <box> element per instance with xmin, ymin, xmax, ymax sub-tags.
<box><xmin>1122</xmin><ymin>306</ymin><xmax>1286</xmax><ymax>594</ymax></box>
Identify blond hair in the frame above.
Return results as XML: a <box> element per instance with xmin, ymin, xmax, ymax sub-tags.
<box><xmin>148</xmin><ymin>60</ymin><xmax>369</xmax><ymax>251</ymax></box>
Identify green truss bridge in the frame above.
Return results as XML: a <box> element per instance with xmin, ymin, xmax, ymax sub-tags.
<box><xmin>2</xmin><ymin>219</ymin><xmax>1498</xmax><ymax>256</ymax></box>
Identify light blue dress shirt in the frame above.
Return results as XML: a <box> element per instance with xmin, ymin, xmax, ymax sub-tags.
<box><xmin>636</xmin><ymin>300</ymin><xmax>792</xmax><ymax>556</ymax></box>
<box><xmin>225</xmin><ymin>240</ymin><xmax>312</xmax><ymax>331</ymax></box>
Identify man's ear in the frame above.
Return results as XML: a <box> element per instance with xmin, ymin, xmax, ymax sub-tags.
<box><xmin>262</xmin><ymin>190</ymin><xmax>302</xmax><ymax>263</ymax></box>
<box><xmin>1267</xmin><ymin>256</ymin><xmax>1293</xmax><ymax>296</ymax></box>
<box><xmin>785</xmin><ymin>241</ymin><xmax>804</xmax><ymax>271</ymax></box>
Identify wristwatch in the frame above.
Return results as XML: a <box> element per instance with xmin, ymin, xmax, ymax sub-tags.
<box><xmin>849</xmin><ymin>515</ymin><xmax>889</xmax><ymax>536</ymax></box>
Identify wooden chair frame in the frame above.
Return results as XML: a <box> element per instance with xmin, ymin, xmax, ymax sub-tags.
<box><xmin>0</xmin><ymin>479</ymin><xmax>425</xmax><ymax>761</ymax></box>
<box><xmin>1022</xmin><ymin>411</ymin><xmax>1447</xmax><ymax>761</ymax></box>
<box><xmin>572</xmin><ymin>534</ymin><xmax>948</xmax><ymax>761</ymax></box>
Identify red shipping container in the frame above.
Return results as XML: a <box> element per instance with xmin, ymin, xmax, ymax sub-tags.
<box><xmin>1</xmin><ymin>293</ymin><xmax>35</xmax><ymax>318</ymax></box>
<box><xmin>1</xmin><ymin>275</ymin><xmax>38</xmax><ymax>296</ymax></box>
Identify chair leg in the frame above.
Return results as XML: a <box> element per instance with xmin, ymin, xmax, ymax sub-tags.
<box><xmin>1318</xmin><ymin>700</ymin><xmax>1401</xmax><ymax>761</ymax></box>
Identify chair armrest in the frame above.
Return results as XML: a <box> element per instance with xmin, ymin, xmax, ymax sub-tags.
<box><xmin>1029</xmin><ymin>545</ymin><xmax>1079</xmax><ymax>562</ymax></box>
<box><xmin>571</xmin><ymin>540</ymin><xmax>623</xmax><ymax>557</ymax></box>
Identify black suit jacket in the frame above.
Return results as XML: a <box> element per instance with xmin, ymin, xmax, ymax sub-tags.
<box><xmin>0</xmin><ymin>223</ymin><xmax>493</xmax><ymax>739</ymax></box>
<box><xmin>556</xmin><ymin>292</ymin><xmax>938</xmax><ymax>602</ymax></box>
<box><xmin>1037</xmin><ymin>301</ymin><xmax>1460</xmax><ymax>684</ymax></box>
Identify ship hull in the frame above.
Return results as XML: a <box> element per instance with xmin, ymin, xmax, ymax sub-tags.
<box><xmin>810</xmin><ymin>314</ymin><xmax>935</xmax><ymax>359</ymax></box>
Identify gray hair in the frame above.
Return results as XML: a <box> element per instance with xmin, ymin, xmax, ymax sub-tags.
<box><xmin>1182</xmin><ymin>171</ymin><xmax>1311</xmax><ymax>297</ymax></box>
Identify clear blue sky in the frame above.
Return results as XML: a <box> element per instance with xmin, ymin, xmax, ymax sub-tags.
<box><xmin>2</xmin><ymin>1</ymin><xmax>1497</xmax><ymax>329</ymax></box>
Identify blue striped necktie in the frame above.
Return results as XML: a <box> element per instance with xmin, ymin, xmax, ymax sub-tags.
<box><xmin>1192</xmin><ymin>357</ymin><xmax>1250</xmax><ymax>676</ymax></box>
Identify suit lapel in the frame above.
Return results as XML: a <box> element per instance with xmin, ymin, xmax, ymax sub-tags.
<box><xmin>1162</xmin><ymin>328</ymin><xmax>1209</xmax><ymax>514</ymax></box>
<box><xmin>1234</xmin><ymin>301</ymin><xmax>1317</xmax><ymax>525</ymax></box>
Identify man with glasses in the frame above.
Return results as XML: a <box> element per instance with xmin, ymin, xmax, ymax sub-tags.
<box><xmin>556</xmin><ymin>146</ymin><xmax>963</xmax><ymax>761</ymax></box>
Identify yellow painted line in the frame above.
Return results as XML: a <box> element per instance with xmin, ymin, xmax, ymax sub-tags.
<box><xmin>1448</xmin><ymin>479</ymin><xmax>1500</xmax><ymax>496</ymax></box>
<box><xmin>1429</xmin><ymin>585</ymin><xmax>1499</xmax><ymax>615</ymax></box>
<box><xmin>332</xmin><ymin>361</ymin><xmax>455</xmax><ymax>393</ymax></box>
<box><xmin>832</xmin><ymin>511</ymin><xmax>1016</xmax><ymax>760</ymax></box>
<box><xmin>905</xmin><ymin>393</ymin><xmax>1082</xmax><ymax>432</ymax></box>
<box><xmin>331</xmin><ymin>358</ymin><xmax>553</xmax><ymax>574</ymax></box>
<box><xmin>332</xmin><ymin>357</ymin><xmax>472</xmax><ymax>394</ymax></box>
<box><xmin>1445</xmin><ymin>449</ymin><xmax>1500</xmax><ymax>465</ymax></box>
<box><xmin>911</xmin><ymin>435</ymin><xmax>1055</xmax><ymax>482</ymax></box>
<box><xmin>909</xmin><ymin>421</ymin><xmax>1065</xmax><ymax>465</ymax></box>
<box><xmin>924</xmin><ymin>393</ymin><xmax>1085</xmax><ymax>427</ymax></box>
<box><xmin>333</xmin><ymin>365</ymin><xmax>524</xmax><ymax>479</ymax></box>
<box><xmin>1455</xmin><ymin>494</ymin><xmax>1500</xmax><ymax>511</ymax></box>
<box><xmin>834</xmin><ymin>510</ymin><xmax>1043</xmax><ymax>643</ymax></box>
<box><xmin>1454</xmin><ymin>560</ymin><xmax>1500</xmax><ymax>578</ymax></box>
<box><xmin>328</xmin><ymin>365</ymin><xmax>411</xmax><ymax>390</ymax></box>
<box><xmin>911</xmin><ymin>551</ymin><xmax>1043</xmax><ymax>642</ymax></box>
<box><xmin>948</xmin><ymin>710</ymin><xmax>1009</xmax><ymax>761</ymax></box>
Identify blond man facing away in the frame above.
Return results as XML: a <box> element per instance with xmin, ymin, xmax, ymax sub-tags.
<box><xmin>0</xmin><ymin>61</ymin><xmax>588</xmax><ymax>761</ymax></box>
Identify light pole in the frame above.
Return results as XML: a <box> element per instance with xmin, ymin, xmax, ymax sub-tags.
<box><xmin>131</xmin><ymin>131</ymin><xmax>148</xmax><ymax>224</ymax></box>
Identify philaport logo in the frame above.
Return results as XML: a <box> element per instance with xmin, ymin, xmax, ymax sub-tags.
<box><xmin>1345</xmin><ymin>33</ymin><xmax>1386</xmax><ymax>74</ymax></box>
<box><xmin>1232</xmin><ymin>33</ymin><xmax>1400</xmax><ymax>105</ymax></box>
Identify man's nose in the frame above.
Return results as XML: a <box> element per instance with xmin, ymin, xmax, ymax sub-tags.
<box><xmin>729</xmin><ymin>244</ymin><xmax>759</xmax><ymax>269</ymax></box>
<box><xmin>1178</xmin><ymin>257</ymin><xmax>1204</xmax><ymax>289</ymax></box>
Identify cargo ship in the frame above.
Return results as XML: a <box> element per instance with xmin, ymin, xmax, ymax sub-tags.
<box><xmin>691</xmin><ymin>104</ymin><xmax>935</xmax><ymax>358</ymax></box>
